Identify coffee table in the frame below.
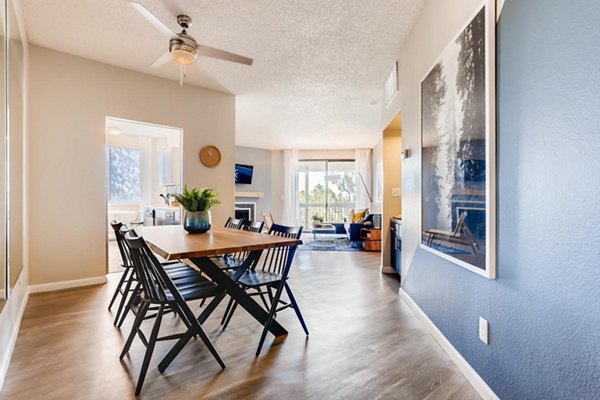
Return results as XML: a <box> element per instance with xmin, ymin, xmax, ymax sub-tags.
<box><xmin>312</xmin><ymin>223</ymin><xmax>336</xmax><ymax>239</ymax></box>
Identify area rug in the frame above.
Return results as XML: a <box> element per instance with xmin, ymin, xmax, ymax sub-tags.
<box><xmin>300</xmin><ymin>235</ymin><xmax>362</xmax><ymax>252</ymax></box>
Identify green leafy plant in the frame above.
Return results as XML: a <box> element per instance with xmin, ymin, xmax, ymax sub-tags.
<box><xmin>172</xmin><ymin>185</ymin><xmax>221</xmax><ymax>212</ymax></box>
<box><xmin>312</xmin><ymin>214</ymin><xmax>324</xmax><ymax>223</ymax></box>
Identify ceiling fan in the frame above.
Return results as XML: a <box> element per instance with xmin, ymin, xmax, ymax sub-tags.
<box><xmin>129</xmin><ymin>1</ymin><xmax>253</xmax><ymax>71</ymax></box>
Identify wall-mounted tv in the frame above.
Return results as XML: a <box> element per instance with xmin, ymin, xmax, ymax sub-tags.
<box><xmin>235</xmin><ymin>164</ymin><xmax>254</xmax><ymax>184</ymax></box>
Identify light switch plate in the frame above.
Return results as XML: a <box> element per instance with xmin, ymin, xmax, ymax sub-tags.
<box><xmin>391</xmin><ymin>188</ymin><xmax>402</xmax><ymax>197</ymax></box>
<box><xmin>479</xmin><ymin>317</ymin><xmax>489</xmax><ymax>344</ymax></box>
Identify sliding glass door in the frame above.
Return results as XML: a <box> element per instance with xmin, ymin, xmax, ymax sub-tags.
<box><xmin>298</xmin><ymin>160</ymin><xmax>355</xmax><ymax>228</ymax></box>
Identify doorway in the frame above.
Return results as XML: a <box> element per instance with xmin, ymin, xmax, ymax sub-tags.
<box><xmin>382</xmin><ymin>111</ymin><xmax>402</xmax><ymax>275</ymax></box>
<box><xmin>105</xmin><ymin>117</ymin><xmax>182</xmax><ymax>273</ymax></box>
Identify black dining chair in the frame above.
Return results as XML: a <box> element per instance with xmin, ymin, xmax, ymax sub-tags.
<box><xmin>221</xmin><ymin>223</ymin><xmax>307</xmax><ymax>356</ymax></box>
<box><xmin>199</xmin><ymin>219</ymin><xmax>266</xmax><ymax>308</ymax></box>
<box><xmin>241</xmin><ymin>219</ymin><xmax>265</xmax><ymax>233</ymax></box>
<box><xmin>121</xmin><ymin>232</ymin><xmax>226</xmax><ymax>395</ymax></box>
<box><xmin>109</xmin><ymin>221</ymin><xmax>200</xmax><ymax>327</ymax></box>
<box><xmin>224</xmin><ymin>217</ymin><xmax>244</xmax><ymax>229</ymax></box>
<box><xmin>210</xmin><ymin>216</ymin><xmax>248</xmax><ymax>266</ymax></box>
<box><xmin>212</xmin><ymin>219</ymin><xmax>266</xmax><ymax>272</ymax></box>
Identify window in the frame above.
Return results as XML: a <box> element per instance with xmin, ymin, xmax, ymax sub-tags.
<box><xmin>298</xmin><ymin>160</ymin><xmax>355</xmax><ymax>227</ymax></box>
<box><xmin>108</xmin><ymin>146</ymin><xmax>141</xmax><ymax>203</ymax></box>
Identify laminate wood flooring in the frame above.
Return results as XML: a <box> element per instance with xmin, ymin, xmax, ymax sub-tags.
<box><xmin>0</xmin><ymin>251</ymin><xmax>481</xmax><ymax>400</ymax></box>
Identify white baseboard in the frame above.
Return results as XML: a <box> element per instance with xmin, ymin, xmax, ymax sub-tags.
<box><xmin>399</xmin><ymin>288</ymin><xmax>500</xmax><ymax>400</ymax></box>
<box><xmin>29</xmin><ymin>276</ymin><xmax>107</xmax><ymax>294</ymax></box>
<box><xmin>380</xmin><ymin>264</ymin><xmax>396</xmax><ymax>274</ymax></box>
<box><xmin>0</xmin><ymin>270</ymin><xmax>30</xmax><ymax>390</ymax></box>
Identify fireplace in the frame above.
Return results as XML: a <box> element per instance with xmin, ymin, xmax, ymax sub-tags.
<box><xmin>235</xmin><ymin>202</ymin><xmax>256</xmax><ymax>221</ymax></box>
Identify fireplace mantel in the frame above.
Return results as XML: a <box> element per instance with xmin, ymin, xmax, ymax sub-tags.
<box><xmin>234</xmin><ymin>191</ymin><xmax>264</xmax><ymax>198</ymax></box>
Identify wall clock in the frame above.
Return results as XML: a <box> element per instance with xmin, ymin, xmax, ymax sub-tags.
<box><xmin>199</xmin><ymin>145</ymin><xmax>221</xmax><ymax>168</ymax></box>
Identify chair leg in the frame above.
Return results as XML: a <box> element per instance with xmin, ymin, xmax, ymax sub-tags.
<box><xmin>222</xmin><ymin>300</ymin><xmax>238</xmax><ymax>330</ymax></box>
<box><xmin>220</xmin><ymin>296</ymin><xmax>235</xmax><ymax>326</ymax></box>
<box><xmin>256</xmin><ymin>281</ymin><xmax>286</xmax><ymax>357</ymax></box>
<box><xmin>258</xmin><ymin>291</ymin><xmax>270</xmax><ymax>311</ymax></box>
<box><xmin>108</xmin><ymin>267</ymin><xmax>130</xmax><ymax>310</ymax></box>
<box><xmin>175</xmin><ymin>301</ymin><xmax>226</xmax><ymax>369</ymax></box>
<box><xmin>117</xmin><ymin>283</ymin><xmax>140</xmax><ymax>328</ymax></box>
<box><xmin>120</xmin><ymin>301</ymin><xmax>149</xmax><ymax>359</ymax></box>
<box><xmin>188</xmin><ymin>316</ymin><xmax>226</xmax><ymax>369</ymax></box>
<box><xmin>158</xmin><ymin>295</ymin><xmax>227</xmax><ymax>373</ymax></box>
<box><xmin>284</xmin><ymin>283</ymin><xmax>309</xmax><ymax>336</ymax></box>
<box><xmin>135</xmin><ymin>304</ymin><xmax>164</xmax><ymax>396</ymax></box>
<box><xmin>113</xmin><ymin>271</ymin><xmax>135</xmax><ymax>326</ymax></box>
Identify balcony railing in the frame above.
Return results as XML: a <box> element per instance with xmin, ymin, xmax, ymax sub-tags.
<box><xmin>299</xmin><ymin>202</ymin><xmax>354</xmax><ymax>229</ymax></box>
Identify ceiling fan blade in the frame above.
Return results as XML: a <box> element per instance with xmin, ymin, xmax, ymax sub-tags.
<box><xmin>197</xmin><ymin>44</ymin><xmax>254</xmax><ymax>66</ymax></box>
<box><xmin>129</xmin><ymin>1</ymin><xmax>175</xmax><ymax>39</ymax></box>
<box><xmin>149</xmin><ymin>51</ymin><xmax>173</xmax><ymax>68</ymax></box>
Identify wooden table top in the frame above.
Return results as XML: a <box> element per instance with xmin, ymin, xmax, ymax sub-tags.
<box><xmin>135</xmin><ymin>225</ymin><xmax>302</xmax><ymax>260</ymax></box>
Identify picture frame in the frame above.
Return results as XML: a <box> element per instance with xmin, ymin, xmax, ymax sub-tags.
<box><xmin>420</xmin><ymin>0</ymin><xmax>496</xmax><ymax>279</ymax></box>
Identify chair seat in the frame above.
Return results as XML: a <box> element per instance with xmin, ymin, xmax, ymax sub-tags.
<box><xmin>165</xmin><ymin>263</ymin><xmax>202</xmax><ymax>279</ymax></box>
<box><xmin>145</xmin><ymin>274</ymin><xmax>223</xmax><ymax>303</ymax></box>
<box><xmin>212</xmin><ymin>256</ymin><xmax>244</xmax><ymax>270</ymax></box>
<box><xmin>237</xmin><ymin>270</ymin><xmax>282</xmax><ymax>287</ymax></box>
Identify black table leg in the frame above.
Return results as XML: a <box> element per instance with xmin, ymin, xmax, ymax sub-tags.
<box><xmin>158</xmin><ymin>251</ymin><xmax>288</xmax><ymax>372</ymax></box>
<box><xmin>194</xmin><ymin>252</ymin><xmax>288</xmax><ymax>337</ymax></box>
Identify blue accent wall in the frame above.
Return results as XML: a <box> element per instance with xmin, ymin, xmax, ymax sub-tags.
<box><xmin>403</xmin><ymin>0</ymin><xmax>600</xmax><ymax>398</ymax></box>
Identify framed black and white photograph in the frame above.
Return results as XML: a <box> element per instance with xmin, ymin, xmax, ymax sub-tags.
<box><xmin>420</xmin><ymin>0</ymin><xmax>496</xmax><ymax>278</ymax></box>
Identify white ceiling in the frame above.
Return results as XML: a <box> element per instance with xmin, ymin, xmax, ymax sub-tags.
<box><xmin>21</xmin><ymin>0</ymin><xmax>424</xmax><ymax>150</ymax></box>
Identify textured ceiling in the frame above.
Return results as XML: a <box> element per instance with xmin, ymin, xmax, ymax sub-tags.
<box><xmin>21</xmin><ymin>0</ymin><xmax>424</xmax><ymax>150</ymax></box>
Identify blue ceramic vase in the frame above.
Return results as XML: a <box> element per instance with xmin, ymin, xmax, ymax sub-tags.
<box><xmin>183</xmin><ymin>210</ymin><xmax>212</xmax><ymax>233</ymax></box>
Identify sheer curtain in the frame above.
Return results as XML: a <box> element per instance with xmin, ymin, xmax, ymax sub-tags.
<box><xmin>281</xmin><ymin>149</ymin><xmax>300</xmax><ymax>226</ymax></box>
<box><xmin>355</xmin><ymin>149</ymin><xmax>372</xmax><ymax>211</ymax></box>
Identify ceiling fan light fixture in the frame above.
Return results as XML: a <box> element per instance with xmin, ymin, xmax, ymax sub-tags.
<box><xmin>170</xmin><ymin>40</ymin><xmax>197</xmax><ymax>65</ymax></box>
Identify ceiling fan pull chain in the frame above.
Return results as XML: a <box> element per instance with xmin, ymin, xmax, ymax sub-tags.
<box><xmin>180</xmin><ymin>64</ymin><xmax>183</xmax><ymax>86</ymax></box>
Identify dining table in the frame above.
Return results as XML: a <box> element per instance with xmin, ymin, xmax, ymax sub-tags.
<box><xmin>134</xmin><ymin>224</ymin><xmax>302</xmax><ymax>371</ymax></box>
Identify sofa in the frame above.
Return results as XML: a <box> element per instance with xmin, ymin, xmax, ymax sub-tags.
<box><xmin>344</xmin><ymin>212</ymin><xmax>377</xmax><ymax>241</ymax></box>
<box><xmin>344</xmin><ymin>222</ymin><xmax>368</xmax><ymax>241</ymax></box>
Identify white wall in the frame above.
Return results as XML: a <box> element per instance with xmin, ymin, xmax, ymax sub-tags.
<box><xmin>28</xmin><ymin>45</ymin><xmax>235</xmax><ymax>285</ymax></box>
<box><xmin>235</xmin><ymin>146</ymin><xmax>273</xmax><ymax>219</ymax></box>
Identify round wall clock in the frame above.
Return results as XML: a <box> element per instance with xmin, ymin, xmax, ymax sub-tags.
<box><xmin>199</xmin><ymin>145</ymin><xmax>221</xmax><ymax>168</ymax></box>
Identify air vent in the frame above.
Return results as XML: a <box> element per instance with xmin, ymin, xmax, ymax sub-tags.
<box><xmin>385</xmin><ymin>61</ymin><xmax>399</xmax><ymax>106</ymax></box>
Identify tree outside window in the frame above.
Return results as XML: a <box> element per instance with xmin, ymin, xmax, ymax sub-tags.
<box><xmin>108</xmin><ymin>147</ymin><xmax>141</xmax><ymax>203</ymax></box>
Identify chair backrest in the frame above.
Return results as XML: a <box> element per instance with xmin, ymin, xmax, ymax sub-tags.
<box><xmin>259</xmin><ymin>224</ymin><xmax>303</xmax><ymax>276</ymax></box>
<box><xmin>111</xmin><ymin>221</ymin><xmax>133</xmax><ymax>268</ymax></box>
<box><xmin>262</xmin><ymin>212</ymin><xmax>274</xmax><ymax>230</ymax></box>
<box><xmin>452</xmin><ymin>211</ymin><xmax>469</xmax><ymax>237</ymax></box>
<box><xmin>241</xmin><ymin>220</ymin><xmax>265</xmax><ymax>233</ymax></box>
<box><xmin>224</xmin><ymin>217</ymin><xmax>244</xmax><ymax>229</ymax></box>
<box><xmin>124</xmin><ymin>231</ymin><xmax>183</xmax><ymax>304</ymax></box>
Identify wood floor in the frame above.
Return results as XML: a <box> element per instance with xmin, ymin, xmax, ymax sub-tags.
<box><xmin>0</xmin><ymin>250</ymin><xmax>481</xmax><ymax>400</ymax></box>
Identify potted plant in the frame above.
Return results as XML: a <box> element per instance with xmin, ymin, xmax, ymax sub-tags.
<box><xmin>312</xmin><ymin>214</ymin><xmax>324</xmax><ymax>227</ymax></box>
<box><xmin>172</xmin><ymin>185</ymin><xmax>221</xmax><ymax>233</ymax></box>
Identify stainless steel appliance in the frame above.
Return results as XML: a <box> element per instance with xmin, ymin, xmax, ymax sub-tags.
<box><xmin>390</xmin><ymin>217</ymin><xmax>402</xmax><ymax>278</ymax></box>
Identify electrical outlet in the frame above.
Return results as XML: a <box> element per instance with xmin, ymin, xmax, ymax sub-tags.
<box><xmin>479</xmin><ymin>317</ymin><xmax>489</xmax><ymax>344</ymax></box>
<box><xmin>391</xmin><ymin>188</ymin><xmax>402</xmax><ymax>197</ymax></box>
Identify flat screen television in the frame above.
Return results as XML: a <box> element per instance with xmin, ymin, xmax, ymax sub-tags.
<box><xmin>235</xmin><ymin>164</ymin><xmax>254</xmax><ymax>184</ymax></box>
